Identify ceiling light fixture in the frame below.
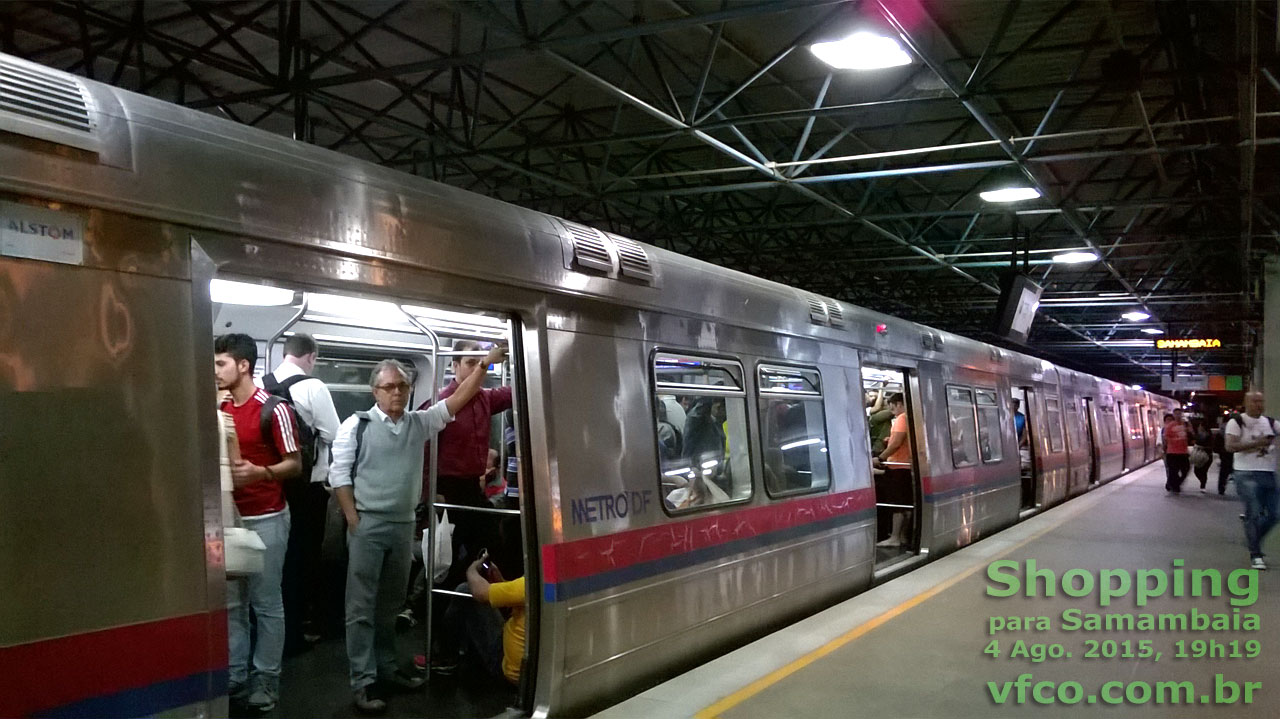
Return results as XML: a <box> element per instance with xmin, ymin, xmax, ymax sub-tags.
<box><xmin>209</xmin><ymin>278</ymin><xmax>295</xmax><ymax>306</ymax></box>
<box><xmin>1140</xmin><ymin>328</ymin><xmax>1164</xmax><ymax>335</ymax></box>
<box><xmin>1051</xmin><ymin>251</ymin><xmax>1099</xmax><ymax>264</ymax></box>
<box><xmin>979</xmin><ymin>186</ymin><xmax>1042</xmax><ymax>203</ymax></box>
<box><xmin>809</xmin><ymin>32</ymin><xmax>912</xmax><ymax>70</ymax></box>
<box><xmin>1121</xmin><ymin>311</ymin><xmax>1151</xmax><ymax>321</ymax></box>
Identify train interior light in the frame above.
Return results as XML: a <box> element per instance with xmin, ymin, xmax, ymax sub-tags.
<box><xmin>209</xmin><ymin>278</ymin><xmax>294</xmax><ymax>306</ymax></box>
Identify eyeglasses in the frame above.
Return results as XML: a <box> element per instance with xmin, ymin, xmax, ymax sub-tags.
<box><xmin>375</xmin><ymin>382</ymin><xmax>412</xmax><ymax>393</ymax></box>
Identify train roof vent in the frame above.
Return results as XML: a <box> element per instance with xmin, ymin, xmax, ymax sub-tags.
<box><xmin>824</xmin><ymin>300</ymin><xmax>845</xmax><ymax>328</ymax></box>
<box><xmin>562</xmin><ymin>220</ymin><xmax>617</xmax><ymax>275</ymax></box>
<box><xmin>0</xmin><ymin>55</ymin><xmax>98</xmax><ymax>153</ymax></box>
<box><xmin>609</xmin><ymin>234</ymin><xmax>655</xmax><ymax>282</ymax></box>
<box><xmin>921</xmin><ymin>330</ymin><xmax>943</xmax><ymax>352</ymax></box>
<box><xmin>807</xmin><ymin>296</ymin><xmax>829</xmax><ymax>326</ymax></box>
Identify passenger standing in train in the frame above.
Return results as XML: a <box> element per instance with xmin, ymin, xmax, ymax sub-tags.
<box><xmin>214</xmin><ymin>333</ymin><xmax>302</xmax><ymax>713</ymax></box>
<box><xmin>1013</xmin><ymin>398</ymin><xmax>1029</xmax><ymax>470</ymax></box>
<box><xmin>1161</xmin><ymin>410</ymin><xmax>1191</xmax><ymax>493</ymax></box>
<box><xmin>866</xmin><ymin>390</ymin><xmax>894</xmax><ymax>455</ymax></box>
<box><xmin>1224</xmin><ymin>391</ymin><xmax>1279</xmax><ymax>570</ymax></box>
<box><xmin>875</xmin><ymin>393</ymin><xmax>912</xmax><ymax>547</ymax></box>
<box><xmin>422</xmin><ymin>340</ymin><xmax>513</xmax><ymax>571</ymax></box>
<box><xmin>330</xmin><ymin>349</ymin><xmax>505</xmax><ymax>714</ymax></box>
<box><xmin>263</xmin><ymin>333</ymin><xmax>342</xmax><ymax>654</ymax></box>
<box><xmin>683</xmin><ymin>396</ymin><xmax>730</xmax><ymax>492</ymax></box>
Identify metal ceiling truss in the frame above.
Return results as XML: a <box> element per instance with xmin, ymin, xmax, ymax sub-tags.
<box><xmin>4</xmin><ymin>0</ymin><xmax>1274</xmax><ymax>386</ymax></box>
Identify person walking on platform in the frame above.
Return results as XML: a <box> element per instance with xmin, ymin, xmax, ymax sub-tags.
<box><xmin>330</xmin><ymin>349</ymin><xmax>505</xmax><ymax>714</ymax></box>
<box><xmin>1190</xmin><ymin>421</ymin><xmax>1214</xmax><ymax>493</ymax></box>
<box><xmin>1161</xmin><ymin>409</ymin><xmax>1191</xmax><ymax>493</ymax></box>
<box><xmin>1224</xmin><ymin>391</ymin><xmax>1279</xmax><ymax>570</ymax></box>
<box><xmin>1214</xmin><ymin>416</ymin><xmax>1234</xmax><ymax>495</ymax></box>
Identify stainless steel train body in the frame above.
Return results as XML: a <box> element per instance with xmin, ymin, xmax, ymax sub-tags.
<box><xmin>0</xmin><ymin>54</ymin><xmax>1178</xmax><ymax>718</ymax></box>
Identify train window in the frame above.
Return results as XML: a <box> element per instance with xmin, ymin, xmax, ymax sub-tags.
<box><xmin>1045</xmin><ymin>396</ymin><xmax>1065</xmax><ymax>452</ymax></box>
<box><xmin>974</xmin><ymin>389</ymin><xmax>1003</xmax><ymax>463</ymax></box>
<box><xmin>757</xmin><ymin>364</ymin><xmax>831</xmax><ymax>497</ymax></box>
<box><xmin>1065</xmin><ymin>399</ymin><xmax>1086</xmax><ymax>449</ymax></box>
<box><xmin>653</xmin><ymin>353</ymin><xmax>753</xmax><ymax>512</ymax></box>
<box><xmin>945</xmin><ymin>385</ymin><xmax>979</xmax><ymax>468</ymax></box>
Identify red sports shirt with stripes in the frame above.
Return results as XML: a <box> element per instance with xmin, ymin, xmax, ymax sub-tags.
<box><xmin>222</xmin><ymin>388</ymin><xmax>300</xmax><ymax>517</ymax></box>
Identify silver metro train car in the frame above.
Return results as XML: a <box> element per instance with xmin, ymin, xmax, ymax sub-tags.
<box><xmin>0</xmin><ymin>52</ymin><xmax>1176</xmax><ymax>717</ymax></box>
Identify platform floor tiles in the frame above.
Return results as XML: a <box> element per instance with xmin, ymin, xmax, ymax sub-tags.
<box><xmin>596</xmin><ymin>460</ymin><xmax>1280</xmax><ymax>719</ymax></box>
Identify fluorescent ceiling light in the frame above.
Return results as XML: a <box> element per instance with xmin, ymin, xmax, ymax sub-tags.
<box><xmin>780</xmin><ymin>437</ymin><xmax>823</xmax><ymax>451</ymax></box>
<box><xmin>1140</xmin><ymin>328</ymin><xmax>1164</xmax><ymax>335</ymax></box>
<box><xmin>306</xmin><ymin>292</ymin><xmax>411</xmax><ymax>327</ymax></box>
<box><xmin>1121</xmin><ymin>311</ymin><xmax>1150</xmax><ymax>321</ymax></box>
<box><xmin>1051</xmin><ymin>251</ymin><xmax>1099</xmax><ymax>264</ymax></box>
<box><xmin>210</xmin><ymin>278</ymin><xmax>294</xmax><ymax>306</ymax></box>
<box><xmin>1099</xmin><ymin>292</ymin><xmax>1128</xmax><ymax>298</ymax></box>
<box><xmin>979</xmin><ymin>187</ymin><xmax>1042</xmax><ymax>203</ymax></box>
<box><xmin>809</xmin><ymin>32</ymin><xmax>912</xmax><ymax>70</ymax></box>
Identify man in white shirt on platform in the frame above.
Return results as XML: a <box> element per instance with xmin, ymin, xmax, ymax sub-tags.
<box><xmin>1224</xmin><ymin>391</ymin><xmax>1279</xmax><ymax>570</ymax></box>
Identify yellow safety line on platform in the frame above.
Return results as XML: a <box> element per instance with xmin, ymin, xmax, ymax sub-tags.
<box><xmin>695</xmin><ymin>474</ymin><xmax>1141</xmax><ymax>719</ymax></box>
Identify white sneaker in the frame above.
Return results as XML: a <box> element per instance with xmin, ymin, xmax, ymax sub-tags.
<box><xmin>246</xmin><ymin>689</ymin><xmax>277</xmax><ymax>712</ymax></box>
<box><xmin>876</xmin><ymin>537</ymin><xmax>902</xmax><ymax>548</ymax></box>
<box><xmin>1251</xmin><ymin>557</ymin><xmax>1267</xmax><ymax>570</ymax></box>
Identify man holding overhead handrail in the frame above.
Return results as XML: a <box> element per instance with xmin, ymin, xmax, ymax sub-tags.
<box><xmin>329</xmin><ymin>347</ymin><xmax>505</xmax><ymax>715</ymax></box>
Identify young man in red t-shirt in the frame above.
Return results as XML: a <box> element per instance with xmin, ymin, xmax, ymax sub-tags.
<box><xmin>215</xmin><ymin>333</ymin><xmax>301</xmax><ymax>712</ymax></box>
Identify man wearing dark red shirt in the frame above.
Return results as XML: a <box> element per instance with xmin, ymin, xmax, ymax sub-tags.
<box><xmin>420</xmin><ymin>340</ymin><xmax>512</xmax><ymax>558</ymax></box>
<box><xmin>215</xmin><ymin>333</ymin><xmax>301</xmax><ymax>713</ymax></box>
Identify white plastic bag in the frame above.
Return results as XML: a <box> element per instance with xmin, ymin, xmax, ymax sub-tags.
<box><xmin>225</xmin><ymin>527</ymin><xmax>267</xmax><ymax>576</ymax></box>
<box><xmin>422</xmin><ymin>510</ymin><xmax>454</xmax><ymax>584</ymax></box>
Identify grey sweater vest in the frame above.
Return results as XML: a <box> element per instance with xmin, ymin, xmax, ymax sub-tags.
<box><xmin>352</xmin><ymin>411</ymin><xmax>429</xmax><ymax>522</ymax></box>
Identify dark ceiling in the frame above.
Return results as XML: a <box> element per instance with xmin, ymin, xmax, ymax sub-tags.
<box><xmin>3</xmin><ymin>0</ymin><xmax>1276</xmax><ymax>387</ymax></box>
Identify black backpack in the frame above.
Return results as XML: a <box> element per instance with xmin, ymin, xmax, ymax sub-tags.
<box><xmin>261</xmin><ymin>374</ymin><xmax>319</xmax><ymax>487</ymax></box>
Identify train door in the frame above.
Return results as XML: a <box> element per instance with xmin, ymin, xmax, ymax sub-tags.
<box><xmin>1011</xmin><ymin>387</ymin><xmax>1037</xmax><ymax>510</ymax></box>
<box><xmin>207</xmin><ymin>276</ymin><xmax>532</xmax><ymax>718</ymax></box>
<box><xmin>861</xmin><ymin>365</ymin><xmax>922</xmax><ymax>565</ymax></box>
<box><xmin>1082</xmin><ymin>397</ymin><xmax>1099</xmax><ymax>484</ymax></box>
<box><xmin>1118</xmin><ymin>401</ymin><xmax>1131</xmax><ymax>472</ymax></box>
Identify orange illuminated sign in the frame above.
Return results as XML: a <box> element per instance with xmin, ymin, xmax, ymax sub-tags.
<box><xmin>1155</xmin><ymin>338</ymin><xmax>1222</xmax><ymax>350</ymax></box>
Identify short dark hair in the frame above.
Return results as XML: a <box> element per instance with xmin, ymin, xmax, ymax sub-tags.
<box><xmin>1163</xmin><ymin>413</ymin><xmax>1174</xmax><ymax>422</ymax></box>
<box><xmin>215</xmin><ymin>333</ymin><xmax>257</xmax><ymax>368</ymax></box>
<box><xmin>451</xmin><ymin>339</ymin><xmax>483</xmax><ymax>362</ymax></box>
<box><xmin>283</xmin><ymin>333</ymin><xmax>318</xmax><ymax>357</ymax></box>
<box><xmin>887</xmin><ymin>392</ymin><xmax>905</xmax><ymax>406</ymax></box>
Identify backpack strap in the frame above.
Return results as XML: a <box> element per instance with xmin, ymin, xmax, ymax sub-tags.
<box><xmin>259</xmin><ymin>395</ymin><xmax>289</xmax><ymax>455</ymax></box>
<box><xmin>272</xmin><ymin>374</ymin><xmax>312</xmax><ymax>395</ymax></box>
<box><xmin>350</xmin><ymin>411</ymin><xmax>371</xmax><ymax>483</ymax></box>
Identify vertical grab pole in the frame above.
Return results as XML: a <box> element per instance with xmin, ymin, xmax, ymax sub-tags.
<box><xmin>264</xmin><ymin>294</ymin><xmax>308</xmax><ymax>374</ymax></box>
<box><xmin>400</xmin><ymin>311</ymin><xmax>442</xmax><ymax>677</ymax></box>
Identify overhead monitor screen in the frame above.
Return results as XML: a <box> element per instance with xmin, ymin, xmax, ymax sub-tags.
<box><xmin>992</xmin><ymin>273</ymin><xmax>1043</xmax><ymax>344</ymax></box>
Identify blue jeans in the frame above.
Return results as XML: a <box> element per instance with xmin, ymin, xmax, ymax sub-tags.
<box><xmin>1235</xmin><ymin>470</ymin><xmax>1278</xmax><ymax>558</ymax></box>
<box><xmin>228</xmin><ymin>509</ymin><xmax>291</xmax><ymax>696</ymax></box>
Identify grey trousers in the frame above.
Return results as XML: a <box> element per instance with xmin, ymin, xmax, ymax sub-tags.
<box><xmin>345</xmin><ymin>514</ymin><xmax>413</xmax><ymax>690</ymax></box>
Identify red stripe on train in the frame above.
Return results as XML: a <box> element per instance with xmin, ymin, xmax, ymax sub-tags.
<box><xmin>543</xmin><ymin>488</ymin><xmax>876</xmax><ymax>584</ymax></box>
<box><xmin>0</xmin><ymin>610</ymin><xmax>227</xmax><ymax>717</ymax></box>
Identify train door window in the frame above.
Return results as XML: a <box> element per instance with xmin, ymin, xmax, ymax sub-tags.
<box><xmin>945</xmin><ymin>386</ymin><xmax>980</xmax><ymax>468</ymax></box>
<box><xmin>757</xmin><ymin>364</ymin><xmax>831</xmax><ymax>497</ymax></box>
<box><xmin>1045</xmin><ymin>396</ymin><xmax>1065</xmax><ymax>452</ymax></box>
<box><xmin>1064</xmin><ymin>398</ymin><xmax>1086</xmax><ymax>452</ymax></box>
<box><xmin>974</xmin><ymin>389</ymin><xmax>1003</xmax><ymax>463</ymax></box>
<box><xmin>653</xmin><ymin>353</ymin><xmax>752</xmax><ymax>512</ymax></box>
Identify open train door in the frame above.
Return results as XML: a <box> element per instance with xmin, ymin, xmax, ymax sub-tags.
<box><xmin>861</xmin><ymin>365</ymin><xmax>923</xmax><ymax>568</ymax></box>
<box><xmin>1012</xmin><ymin>387</ymin><xmax>1038</xmax><ymax>513</ymax></box>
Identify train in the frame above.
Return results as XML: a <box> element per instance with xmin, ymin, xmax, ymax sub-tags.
<box><xmin>0</xmin><ymin>51</ymin><xmax>1177</xmax><ymax>718</ymax></box>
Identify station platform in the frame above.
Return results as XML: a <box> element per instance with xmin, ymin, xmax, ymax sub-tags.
<box><xmin>594</xmin><ymin>461</ymin><xmax>1280</xmax><ymax>719</ymax></box>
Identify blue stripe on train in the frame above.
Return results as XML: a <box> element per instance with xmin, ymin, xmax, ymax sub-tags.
<box><xmin>545</xmin><ymin>508</ymin><xmax>876</xmax><ymax>603</ymax></box>
<box><xmin>39</xmin><ymin>670</ymin><xmax>226</xmax><ymax>719</ymax></box>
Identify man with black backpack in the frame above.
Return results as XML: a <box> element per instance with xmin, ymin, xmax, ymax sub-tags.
<box><xmin>261</xmin><ymin>334</ymin><xmax>341</xmax><ymax>654</ymax></box>
<box><xmin>1224</xmin><ymin>391</ymin><xmax>1279</xmax><ymax>570</ymax></box>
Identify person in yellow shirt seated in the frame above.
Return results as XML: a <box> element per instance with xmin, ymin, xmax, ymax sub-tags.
<box><xmin>439</xmin><ymin>550</ymin><xmax>525</xmax><ymax>685</ymax></box>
